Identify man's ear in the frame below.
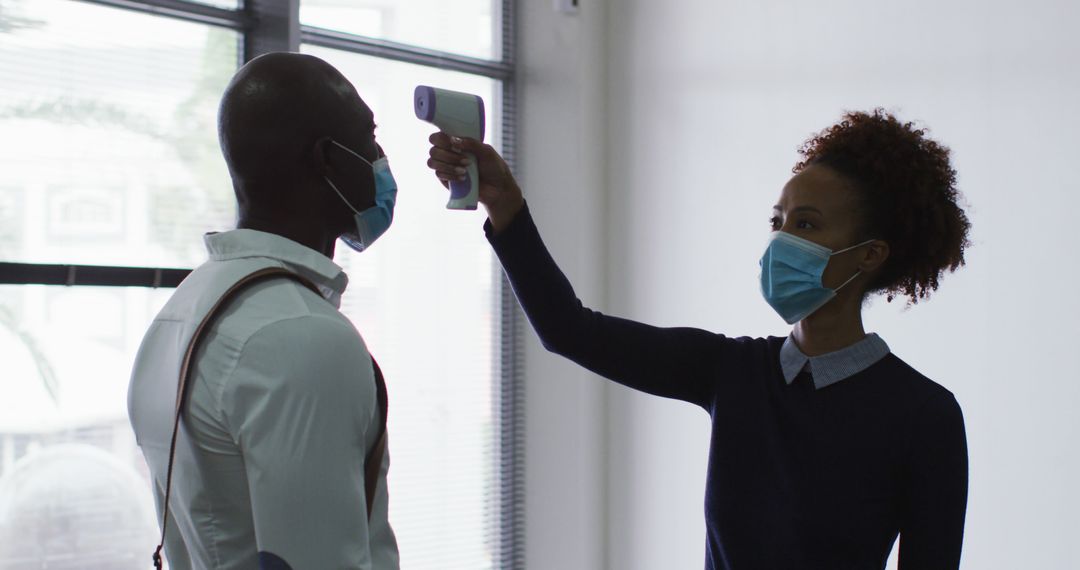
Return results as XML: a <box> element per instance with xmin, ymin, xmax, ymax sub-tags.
<box><xmin>860</xmin><ymin>240</ymin><xmax>891</xmax><ymax>274</ymax></box>
<box><xmin>313</xmin><ymin>137</ymin><xmax>334</xmax><ymax>177</ymax></box>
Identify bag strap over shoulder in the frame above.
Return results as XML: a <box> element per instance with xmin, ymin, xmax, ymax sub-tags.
<box><xmin>152</xmin><ymin>267</ymin><xmax>389</xmax><ymax>569</ymax></box>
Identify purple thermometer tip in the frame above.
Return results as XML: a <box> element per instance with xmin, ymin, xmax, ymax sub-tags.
<box><xmin>414</xmin><ymin>85</ymin><xmax>437</xmax><ymax>122</ymax></box>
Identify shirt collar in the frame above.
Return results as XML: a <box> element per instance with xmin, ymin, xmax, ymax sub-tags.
<box><xmin>204</xmin><ymin>229</ymin><xmax>349</xmax><ymax>306</ymax></box>
<box><xmin>780</xmin><ymin>333</ymin><xmax>891</xmax><ymax>390</ymax></box>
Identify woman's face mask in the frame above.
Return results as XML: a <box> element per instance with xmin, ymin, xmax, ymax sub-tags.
<box><xmin>758</xmin><ymin>231</ymin><xmax>875</xmax><ymax>324</ymax></box>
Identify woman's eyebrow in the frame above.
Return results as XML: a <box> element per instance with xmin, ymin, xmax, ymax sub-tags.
<box><xmin>772</xmin><ymin>205</ymin><xmax>823</xmax><ymax>214</ymax></box>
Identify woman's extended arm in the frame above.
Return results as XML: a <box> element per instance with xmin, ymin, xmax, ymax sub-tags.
<box><xmin>427</xmin><ymin>134</ymin><xmax>743</xmax><ymax>407</ymax></box>
<box><xmin>489</xmin><ymin>202</ymin><xmax>726</xmax><ymax>405</ymax></box>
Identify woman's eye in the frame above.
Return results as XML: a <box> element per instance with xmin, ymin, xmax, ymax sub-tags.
<box><xmin>769</xmin><ymin>217</ymin><xmax>781</xmax><ymax>230</ymax></box>
<box><xmin>796</xmin><ymin>219</ymin><xmax>814</xmax><ymax>230</ymax></box>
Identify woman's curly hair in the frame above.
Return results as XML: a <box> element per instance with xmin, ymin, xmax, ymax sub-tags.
<box><xmin>794</xmin><ymin>109</ymin><xmax>971</xmax><ymax>304</ymax></box>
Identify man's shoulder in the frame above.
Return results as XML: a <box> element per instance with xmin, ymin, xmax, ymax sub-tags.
<box><xmin>238</xmin><ymin>311</ymin><xmax>368</xmax><ymax>370</ymax></box>
<box><xmin>160</xmin><ymin>258</ymin><xmax>351</xmax><ymax>344</ymax></box>
<box><xmin>221</xmin><ymin>312</ymin><xmax>373</xmax><ymax>417</ymax></box>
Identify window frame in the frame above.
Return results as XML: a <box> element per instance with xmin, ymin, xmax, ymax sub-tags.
<box><xmin>0</xmin><ymin>0</ymin><xmax>525</xmax><ymax>566</ymax></box>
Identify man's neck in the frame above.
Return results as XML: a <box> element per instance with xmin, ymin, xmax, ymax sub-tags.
<box><xmin>236</xmin><ymin>215</ymin><xmax>337</xmax><ymax>260</ymax></box>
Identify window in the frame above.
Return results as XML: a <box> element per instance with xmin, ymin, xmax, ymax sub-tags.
<box><xmin>301</xmin><ymin>47</ymin><xmax>501</xmax><ymax>568</ymax></box>
<box><xmin>0</xmin><ymin>1</ymin><xmax>521</xmax><ymax>569</ymax></box>
<box><xmin>0</xmin><ymin>0</ymin><xmax>238</xmax><ymax>268</ymax></box>
<box><xmin>301</xmin><ymin>0</ymin><xmax>500</xmax><ymax>60</ymax></box>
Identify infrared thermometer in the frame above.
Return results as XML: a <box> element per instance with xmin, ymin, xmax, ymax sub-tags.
<box><xmin>414</xmin><ymin>85</ymin><xmax>486</xmax><ymax>210</ymax></box>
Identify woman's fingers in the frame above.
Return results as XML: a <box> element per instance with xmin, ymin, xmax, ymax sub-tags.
<box><xmin>427</xmin><ymin>138</ymin><xmax>471</xmax><ymax>183</ymax></box>
<box><xmin>427</xmin><ymin>157</ymin><xmax>465</xmax><ymax>181</ymax></box>
<box><xmin>427</xmin><ymin>146</ymin><xmax>468</xmax><ymax>179</ymax></box>
<box><xmin>427</xmin><ymin>133</ymin><xmax>520</xmax><ymax>208</ymax></box>
<box><xmin>427</xmin><ymin>153</ymin><xmax>465</xmax><ymax>173</ymax></box>
<box><xmin>428</xmin><ymin>133</ymin><xmax>490</xmax><ymax>188</ymax></box>
<box><xmin>430</xmin><ymin>146</ymin><xmax>469</xmax><ymax>166</ymax></box>
<box><xmin>429</xmin><ymin>131</ymin><xmax>464</xmax><ymax>152</ymax></box>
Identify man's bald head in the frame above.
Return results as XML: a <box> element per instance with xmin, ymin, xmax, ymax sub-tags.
<box><xmin>218</xmin><ymin>52</ymin><xmax>374</xmax><ymax>189</ymax></box>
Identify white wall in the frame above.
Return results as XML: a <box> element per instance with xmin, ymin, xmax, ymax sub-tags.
<box><xmin>520</xmin><ymin>0</ymin><xmax>1080</xmax><ymax>568</ymax></box>
<box><xmin>517</xmin><ymin>1</ymin><xmax>610</xmax><ymax>569</ymax></box>
<box><xmin>601</xmin><ymin>1</ymin><xmax>1080</xmax><ymax>569</ymax></box>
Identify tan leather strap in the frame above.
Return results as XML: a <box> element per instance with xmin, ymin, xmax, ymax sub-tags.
<box><xmin>365</xmin><ymin>359</ymin><xmax>389</xmax><ymax>520</ymax></box>
<box><xmin>153</xmin><ymin>267</ymin><xmax>388</xmax><ymax>569</ymax></box>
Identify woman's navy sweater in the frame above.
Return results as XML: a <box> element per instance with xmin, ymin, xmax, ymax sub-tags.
<box><xmin>486</xmin><ymin>205</ymin><xmax>967</xmax><ymax>570</ymax></box>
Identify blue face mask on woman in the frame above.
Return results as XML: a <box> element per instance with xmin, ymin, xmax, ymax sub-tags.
<box><xmin>323</xmin><ymin>139</ymin><xmax>398</xmax><ymax>252</ymax></box>
<box><xmin>759</xmin><ymin>232</ymin><xmax>876</xmax><ymax>324</ymax></box>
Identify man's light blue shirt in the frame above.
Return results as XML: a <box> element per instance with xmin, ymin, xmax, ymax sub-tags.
<box><xmin>129</xmin><ymin>229</ymin><xmax>399</xmax><ymax>570</ymax></box>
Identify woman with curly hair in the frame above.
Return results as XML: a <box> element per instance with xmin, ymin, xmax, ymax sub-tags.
<box><xmin>427</xmin><ymin>109</ymin><xmax>970</xmax><ymax>569</ymax></box>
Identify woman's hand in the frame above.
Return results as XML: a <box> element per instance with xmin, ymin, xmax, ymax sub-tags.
<box><xmin>427</xmin><ymin>133</ymin><xmax>524</xmax><ymax>233</ymax></box>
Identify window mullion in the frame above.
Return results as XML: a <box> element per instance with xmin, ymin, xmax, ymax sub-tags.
<box><xmin>75</xmin><ymin>0</ymin><xmax>252</xmax><ymax>30</ymax></box>
<box><xmin>243</xmin><ymin>0</ymin><xmax>300</xmax><ymax>62</ymax></box>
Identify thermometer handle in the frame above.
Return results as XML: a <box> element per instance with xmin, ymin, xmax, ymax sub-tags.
<box><xmin>447</xmin><ymin>153</ymin><xmax>479</xmax><ymax>210</ymax></box>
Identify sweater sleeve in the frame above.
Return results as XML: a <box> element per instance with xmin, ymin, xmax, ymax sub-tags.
<box><xmin>486</xmin><ymin>203</ymin><xmax>733</xmax><ymax>408</ymax></box>
<box><xmin>898</xmin><ymin>392</ymin><xmax>969</xmax><ymax>570</ymax></box>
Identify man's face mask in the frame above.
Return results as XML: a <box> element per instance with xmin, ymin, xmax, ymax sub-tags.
<box><xmin>758</xmin><ymin>231</ymin><xmax>876</xmax><ymax>324</ymax></box>
<box><xmin>323</xmin><ymin>139</ymin><xmax>398</xmax><ymax>252</ymax></box>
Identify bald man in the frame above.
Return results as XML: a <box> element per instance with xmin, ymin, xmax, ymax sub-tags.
<box><xmin>128</xmin><ymin>53</ymin><xmax>399</xmax><ymax>569</ymax></box>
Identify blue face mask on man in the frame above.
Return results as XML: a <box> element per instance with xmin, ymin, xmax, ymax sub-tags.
<box><xmin>323</xmin><ymin>139</ymin><xmax>398</xmax><ymax>252</ymax></box>
<box><xmin>759</xmin><ymin>232</ymin><xmax>876</xmax><ymax>324</ymax></box>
